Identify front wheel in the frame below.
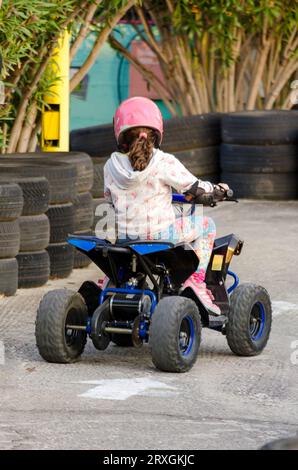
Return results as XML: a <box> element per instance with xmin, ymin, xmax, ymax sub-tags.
<box><xmin>149</xmin><ymin>296</ymin><xmax>201</xmax><ymax>372</ymax></box>
<box><xmin>35</xmin><ymin>289</ymin><xmax>88</xmax><ymax>363</ymax></box>
<box><xmin>226</xmin><ymin>283</ymin><xmax>272</xmax><ymax>356</ymax></box>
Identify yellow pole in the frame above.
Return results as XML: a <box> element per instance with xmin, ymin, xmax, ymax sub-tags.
<box><xmin>41</xmin><ymin>30</ymin><xmax>69</xmax><ymax>152</ymax></box>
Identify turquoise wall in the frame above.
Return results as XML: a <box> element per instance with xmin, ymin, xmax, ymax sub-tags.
<box><xmin>70</xmin><ymin>27</ymin><xmax>171</xmax><ymax>131</ymax></box>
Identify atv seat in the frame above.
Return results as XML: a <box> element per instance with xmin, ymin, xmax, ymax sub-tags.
<box><xmin>68</xmin><ymin>235</ymin><xmax>199</xmax><ymax>288</ymax></box>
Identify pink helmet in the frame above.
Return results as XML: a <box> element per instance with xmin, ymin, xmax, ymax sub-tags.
<box><xmin>114</xmin><ymin>96</ymin><xmax>163</xmax><ymax>147</ymax></box>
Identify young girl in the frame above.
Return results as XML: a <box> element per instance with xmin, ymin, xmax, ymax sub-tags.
<box><xmin>104</xmin><ymin>97</ymin><xmax>229</xmax><ymax>315</ymax></box>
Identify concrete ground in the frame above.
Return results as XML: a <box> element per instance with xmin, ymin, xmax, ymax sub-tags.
<box><xmin>0</xmin><ymin>200</ymin><xmax>297</xmax><ymax>450</ymax></box>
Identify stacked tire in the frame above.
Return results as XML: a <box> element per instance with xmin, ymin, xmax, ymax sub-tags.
<box><xmin>70</xmin><ymin>125</ymin><xmax>113</xmax><ymax>235</ymax></box>
<box><xmin>15</xmin><ymin>177</ymin><xmax>50</xmax><ymax>288</ymax></box>
<box><xmin>162</xmin><ymin>114</ymin><xmax>221</xmax><ymax>183</ymax></box>
<box><xmin>71</xmin><ymin>124</ymin><xmax>113</xmax><ymax>199</ymax></box>
<box><xmin>0</xmin><ymin>176</ymin><xmax>52</xmax><ymax>289</ymax></box>
<box><xmin>0</xmin><ymin>183</ymin><xmax>23</xmax><ymax>296</ymax></box>
<box><xmin>41</xmin><ymin>153</ymin><xmax>94</xmax><ymax>276</ymax></box>
<box><xmin>220</xmin><ymin>111</ymin><xmax>298</xmax><ymax>199</ymax></box>
<box><xmin>0</xmin><ymin>157</ymin><xmax>77</xmax><ymax>280</ymax></box>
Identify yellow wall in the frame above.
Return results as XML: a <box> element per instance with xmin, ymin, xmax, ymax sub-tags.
<box><xmin>42</xmin><ymin>31</ymin><xmax>69</xmax><ymax>152</ymax></box>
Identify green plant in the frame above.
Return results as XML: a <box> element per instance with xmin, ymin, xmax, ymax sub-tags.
<box><xmin>110</xmin><ymin>0</ymin><xmax>298</xmax><ymax>115</ymax></box>
<box><xmin>0</xmin><ymin>0</ymin><xmax>136</xmax><ymax>153</ymax></box>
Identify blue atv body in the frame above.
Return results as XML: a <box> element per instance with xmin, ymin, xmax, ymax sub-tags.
<box><xmin>35</xmin><ymin>194</ymin><xmax>272</xmax><ymax>372</ymax></box>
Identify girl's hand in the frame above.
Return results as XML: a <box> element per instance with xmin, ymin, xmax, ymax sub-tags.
<box><xmin>217</xmin><ymin>183</ymin><xmax>230</xmax><ymax>192</ymax></box>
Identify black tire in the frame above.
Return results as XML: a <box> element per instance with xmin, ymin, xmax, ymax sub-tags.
<box><xmin>201</xmin><ymin>173</ymin><xmax>220</xmax><ymax>184</ymax></box>
<box><xmin>19</xmin><ymin>214</ymin><xmax>50</xmax><ymax>252</ymax></box>
<box><xmin>47</xmin><ymin>242</ymin><xmax>74</xmax><ymax>279</ymax></box>
<box><xmin>73</xmin><ymin>230</ymin><xmax>92</xmax><ymax>269</ymax></box>
<box><xmin>0</xmin><ymin>220</ymin><xmax>20</xmax><ymax>258</ymax></box>
<box><xmin>70</xmin><ymin>124</ymin><xmax>115</xmax><ymax>157</ymax></box>
<box><xmin>0</xmin><ymin>159</ymin><xmax>77</xmax><ymax>204</ymax></box>
<box><xmin>0</xmin><ymin>183</ymin><xmax>23</xmax><ymax>221</ymax></box>
<box><xmin>220</xmin><ymin>143</ymin><xmax>298</xmax><ymax>174</ymax></box>
<box><xmin>0</xmin><ymin>152</ymin><xmax>93</xmax><ymax>194</ymax></box>
<box><xmin>91</xmin><ymin>157</ymin><xmax>108</xmax><ymax>198</ymax></box>
<box><xmin>221</xmin><ymin>110</ymin><xmax>298</xmax><ymax>145</ymax></box>
<box><xmin>111</xmin><ymin>334</ymin><xmax>133</xmax><ymax>347</ymax></box>
<box><xmin>261</xmin><ymin>437</ymin><xmax>298</xmax><ymax>450</ymax></box>
<box><xmin>46</xmin><ymin>203</ymin><xmax>74</xmax><ymax>243</ymax></box>
<box><xmin>0</xmin><ymin>258</ymin><xmax>18</xmax><ymax>296</ymax></box>
<box><xmin>226</xmin><ymin>283</ymin><xmax>272</xmax><ymax>356</ymax></box>
<box><xmin>162</xmin><ymin>113</ymin><xmax>221</xmax><ymax>152</ymax></box>
<box><xmin>35</xmin><ymin>289</ymin><xmax>88</xmax><ymax>363</ymax></box>
<box><xmin>73</xmin><ymin>192</ymin><xmax>94</xmax><ymax>232</ymax></box>
<box><xmin>149</xmin><ymin>296</ymin><xmax>201</xmax><ymax>372</ymax></box>
<box><xmin>0</xmin><ymin>176</ymin><xmax>50</xmax><ymax>216</ymax></box>
<box><xmin>175</xmin><ymin>146</ymin><xmax>219</xmax><ymax>176</ymax></box>
<box><xmin>41</xmin><ymin>152</ymin><xmax>94</xmax><ymax>193</ymax></box>
<box><xmin>91</xmin><ymin>300</ymin><xmax>111</xmax><ymax>350</ymax></box>
<box><xmin>17</xmin><ymin>250</ymin><xmax>50</xmax><ymax>288</ymax></box>
<box><xmin>78</xmin><ymin>280</ymin><xmax>102</xmax><ymax>316</ymax></box>
<box><xmin>222</xmin><ymin>171</ymin><xmax>298</xmax><ymax>200</ymax></box>
<box><xmin>73</xmin><ymin>250</ymin><xmax>92</xmax><ymax>269</ymax></box>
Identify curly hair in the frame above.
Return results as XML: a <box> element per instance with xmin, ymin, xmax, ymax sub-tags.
<box><xmin>120</xmin><ymin>127</ymin><xmax>159</xmax><ymax>171</ymax></box>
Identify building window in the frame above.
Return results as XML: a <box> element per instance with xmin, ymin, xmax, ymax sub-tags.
<box><xmin>70</xmin><ymin>67</ymin><xmax>89</xmax><ymax>100</ymax></box>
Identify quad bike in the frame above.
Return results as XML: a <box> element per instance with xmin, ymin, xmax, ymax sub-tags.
<box><xmin>35</xmin><ymin>189</ymin><xmax>272</xmax><ymax>372</ymax></box>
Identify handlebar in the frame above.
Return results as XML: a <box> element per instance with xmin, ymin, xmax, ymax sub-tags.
<box><xmin>172</xmin><ymin>188</ymin><xmax>238</xmax><ymax>206</ymax></box>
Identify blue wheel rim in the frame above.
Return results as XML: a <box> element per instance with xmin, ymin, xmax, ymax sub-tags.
<box><xmin>179</xmin><ymin>315</ymin><xmax>195</xmax><ymax>356</ymax></box>
<box><xmin>250</xmin><ymin>302</ymin><xmax>266</xmax><ymax>341</ymax></box>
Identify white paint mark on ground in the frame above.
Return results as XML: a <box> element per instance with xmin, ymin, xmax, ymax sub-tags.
<box><xmin>272</xmin><ymin>301</ymin><xmax>298</xmax><ymax>317</ymax></box>
<box><xmin>78</xmin><ymin>377</ymin><xmax>177</xmax><ymax>401</ymax></box>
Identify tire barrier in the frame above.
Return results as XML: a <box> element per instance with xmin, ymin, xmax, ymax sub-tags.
<box><xmin>16</xmin><ymin>250</ymin><xmax>50</xmax><ymax>288</ymax></box>
<box><xmin>221</xmin><ymin>110</ymin><xmax>298</xmax><ymax>199</ymax></box>
<box><xmin>19</xmin><ymin>214</ymin><xmax>50</xmax><ymax>252</ymax></box>
<box><xmin>91</xmin><ymin>157</ymin><xmax>108</xmax><ymax>198</ymax></box>
<box><xmin>70</xmin><ymin>113</ymin><xmax>221</xmax><ymax>155</ymax></box>
<box><xmin>70</xmin><ymin>123</ymin><xmax>115</xmax><ymax>157</ymax></box>
<box><xmin>73</xmin><ymin>192</ymin><xmax>94</xmax><ymax>233</ymax></box>
<box><xmin>222</xmin><ymin>110</ymin><xmax>298</xmax><ymax>145</ymax></box>
<box><xmin>0</xmin><ymin>152</ymin><xmax>94</xmax><ymax>284</ymax></box>
<box><xmin>0</xmin><ymin>182</ymin><xmax>23</xmax><ymax>295</ymax></box>
<box><xmin>162</xmin><ymin>113</ymin><xmax>221</xmax><ymax>152</ymax></box>
<box><xmin>0</xmin><ymin>159</ymin><xmax>77</xmax><ymax>204</ymax></box>
<box><xmin>46</xmin><ymin>203</ymin><xmax>75</xmax><ymax>244</ymax></box>
<box><xmin>0</xmin><ymin>258</ymin><xmax>18</xmax><ymax>296</ymax></box>
<box><xmin>0</xmin><ymin>176</ymin><xmax>51</xmax><ymax>289</ymax></box>
<box><xmin>73</xmin><ymin>230</ymin><xmax>92</xmax><ymax>269</ymax></box>
<box><xmin>47</xmin><ymin>242</ymin><xmax>74</xmax><ymax>279</ymax></box>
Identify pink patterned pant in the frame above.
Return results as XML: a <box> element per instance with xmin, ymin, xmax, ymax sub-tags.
<box><xmin>150</xmin><ymin>215</ymin><xmax>216</xmax><ymax>280</ymax></box>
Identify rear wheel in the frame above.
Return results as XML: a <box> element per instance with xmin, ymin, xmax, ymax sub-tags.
<box><xmin>226</xmin><ymin>283</ymin><xmax>272</xmax><ymax>356</ymax></box>
<box><xmin>35</xmin><ymin>289</ymin><xmax>88</xmax><ymax>363</ymax></box>
<box><xmin>149</xmin><ymin>296</ymin><xmax>201</xmax><ymax>372</ymax></box>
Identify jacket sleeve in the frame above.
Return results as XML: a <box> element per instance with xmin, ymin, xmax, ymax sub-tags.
<box><xmin>103</xmin><ymin>163</ymin><xmax>113</xmax><ymax>204</ymax></box>
<box><xmin>161</xmin><ymin>153</ymin><xmax>214</xmax><ymax>193</ymax></box>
